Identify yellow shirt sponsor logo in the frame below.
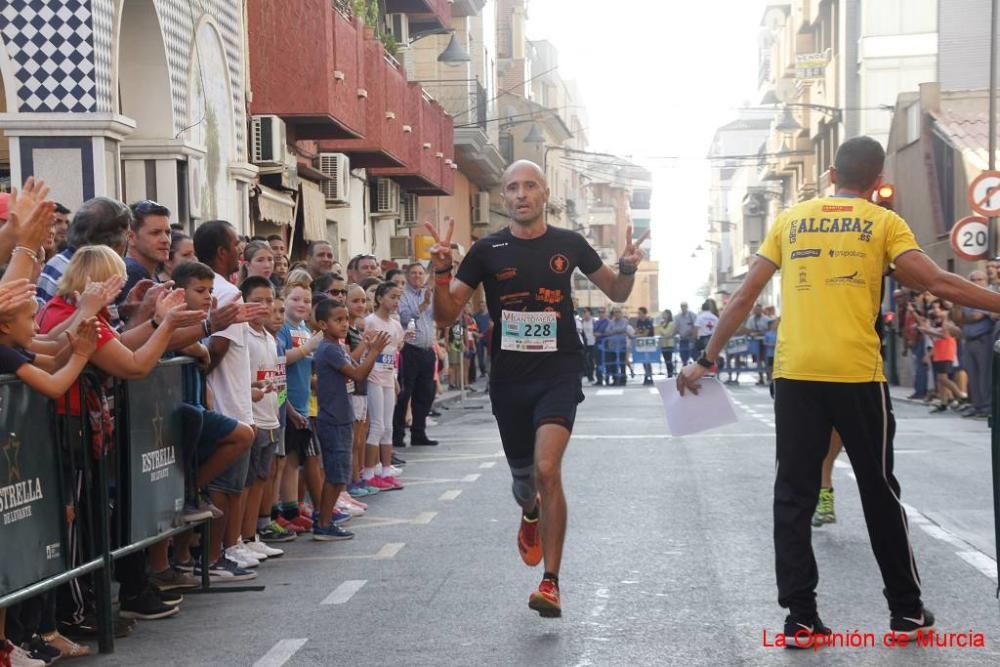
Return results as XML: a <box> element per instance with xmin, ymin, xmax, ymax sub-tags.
<box><xmin>758</xmin><ymin>197</ymin><xmax>921</xmax><ymax>383</ymax></box>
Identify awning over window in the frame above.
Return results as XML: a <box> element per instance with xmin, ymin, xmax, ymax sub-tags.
<box><xmin>256</xmin><ymin>185</ymin><xmax>295</xmax><ymax>227</ymax></box>
<box><xmin>300</xmin><ymin>180</ymin><xmax>327</xmax><ymax>242</ymax></box>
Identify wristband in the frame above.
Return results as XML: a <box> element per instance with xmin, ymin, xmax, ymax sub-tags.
<box><xmin>696</xmin><ymin>353</ymin><xmax>713</xmax><ymax>369</ymax></box>
<box><xmin>150</xmin><ymin>316</ymin><xmax>160</xmax><ymax>329</ymax></box>
<box><xmin>435</xmin><ymin>275</ymin><xmax>452</xmax><ymax>286</ymax></box>
<box><xmin>618</xmin><ymin>259</ymin><xmax>638</xmax><ymax>276</ymax></box>
<box><xmin>12</xmin><ymin>246</ymin><xmax>38</xmax><ymax>262</ymax></box>
<box><xmin>435</xmin><ymin>264</ymin><xmax>454</xmax><ymax>275</ymax></box>
<box><xmin>203</xmin><ymin>320</ymin><xmax>212</xmax><ymax>337</ymax></box>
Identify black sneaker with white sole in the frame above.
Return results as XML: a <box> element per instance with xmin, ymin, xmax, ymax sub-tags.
<box><xmin>890</xmin><ymin>608</ymin><xmax>935</xmax><ymax>640</ymax></box>
<box><xmin>783</xmin><ymin>614</ymin><xmax>833</xmax><ymax>649</ymax></box>
<box><xmin>119</xmin><ymin>589</ymin><xmax>180</xmax><ymax>620</ymax></box>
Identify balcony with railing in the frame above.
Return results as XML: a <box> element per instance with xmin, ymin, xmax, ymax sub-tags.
<box><xmin>370</xmin><ymin>84</ymin><xmax>453</xmax><ymax>196</ymax></box>
<box><xmin>450</xmin><ymin>80</ymin><xmax>505</xmax><ymax>187</ymax></box>
<box><xmin>247</xmin><ymin>0</ymin><xmax>366</xmax><ymax>139</ymax></box>
<box><xmin>385</xmin><ymin>0</ymin><xmax>451</xmax><ymax>33</ymax></box>
<box><xmin>319</xmin><ymin>41</ymin><xmax>409</xmax><ymax>167</ymax></box>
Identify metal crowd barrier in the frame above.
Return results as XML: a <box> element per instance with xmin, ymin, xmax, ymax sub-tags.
<box><xmin>593</xmin><ymin>336</ymin><xmax>671</xmax><ymax>382</ymax></box>
<box><xmin>0</xmin><ymin>358</ymin><xmax>254</xmax><ymax>654</ymax></box>
<box><xmin>721</xmin><ymin>336</ymin><xmax>769</xmax><ymax>381</ymax></box>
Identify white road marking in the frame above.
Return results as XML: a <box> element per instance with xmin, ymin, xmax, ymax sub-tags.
<box><xmin>918</xmin><ymin>524</ymin><xmax>968</xmax><ymax>549</ymax></box>
<box><xmin>590</xmin><ymin>587</ymin><xmax>610</xmax><ymax>618</ymax></box>
<box><xmin>321</xmin><ymin>580</ymin><xmax>367</xmax><ymax>605</ymax></box>
<box><xmin>401</xmin><ymin>452</ymin><xmax>504</xmax><ymax>463</ymax></box>
<box><xmin>648</xmin><ymin>388</ymin><xmax>659</xmax><ymax>395</ymax></box>
<box><xmin>462</xmin><ymin>473</ymin><xmax>481</xmax><ymax>482</ymax></box>
<box><xmin>412</xmin><ymin>511</ymin><xmax>438</xmax><ymax>525</ymax></box>
<box><xmin>596</xmin><ymin>389</ymin><xmax>624</xmax><ymax>396</ymax></box>
<box><xmin>956</xmin><ymin>551</ymin><xmax>999</xmax><ymax>583</ymax></box>
<box><xmin>253</xmin><ymin>639</ymin><xmax>308</xmax><ymax>667</ymax></box>
<box><xmin>439</xmin><ymin>489</ymin><xmax>463</xmax><ymax>501</ymax></box>
<box><xmin>375</xmin><ymin>542</ymin><xmax>405</xmax><ymax>559</ymax></box>
<box><xmin>479</xmin><ymin>461</ymin><xmax>497</xmax><ymax>469</ymax></box>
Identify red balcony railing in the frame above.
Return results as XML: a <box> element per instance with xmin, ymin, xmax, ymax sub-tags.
<box><xmin>247</xmin><ymin>0</ymin><xmax>365</xmax><ymax>139</ymax></box>
<box><xmin>371</xmin><ymin>84</ymin><xmax>454</xmax><ymax>196</ymax></box>
<box><xmin>319</xmin><ymin>40</ymin><xmax>408</xmax><ymax>167</ymax></box>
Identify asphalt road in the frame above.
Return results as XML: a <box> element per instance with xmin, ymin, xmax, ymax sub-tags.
<box><xmin>77</xmin><ymin>378</ymin><xmax>1000</xmax><ymax>666</ymax></box>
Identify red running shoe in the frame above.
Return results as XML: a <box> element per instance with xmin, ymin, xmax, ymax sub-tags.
<box><xmin>518</xmin><ymin>513</ymin><xmax>542</xmax><ymax>567</ymax></box>
<box><xmin>528</xmin><ymin>578</ymin><xmax>561</xmax><ymax>618</ymax></box>
<box><xmin>275</xmin><ymin>516</ymin><xmax>305</xmax><ymax>534</ymax></box>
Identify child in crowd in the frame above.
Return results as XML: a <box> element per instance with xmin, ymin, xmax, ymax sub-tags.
<box><xmin>262</xmin><ymin>295</ymin><xmax>296</xmax><ymax>543</ymax></box>
<box><xmin>920</xmin><ymin>299</ymin><xmax>968</xmax><ymax>412</ymax></box>
<box><xmin>312</xmin><ymin>299</ymin><xmax>390</xmax><ymax>540</ymax></box>
<box><xmin>363</xmin><ymin>282</ymin><xmax>405</xmax><ymax>491</ymax></box>
<box><xmin>240</xmin><ymin>241</ymin><xmax>274</xmax><ymax>283</ymax></box>
<box><xmin>239</xmin><ymin>276</ymin><xmax>285</xmax><ymax>560</ymax></box>
<box><xmin>169</xmin><ymin>261</ymin><xmax>255</xmax><ymax>581</ymax></box>
<box><xmin>345</xmin><ymin>284</ymin><xmax>377</xmax><ymax>498</ymax></box>
<box><xmin>275</xmin><ymin>282</ymin><xmax>324</xmax><ymax>533</ymax></box>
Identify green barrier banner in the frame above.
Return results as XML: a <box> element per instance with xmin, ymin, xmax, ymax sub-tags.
<box><xmin>125</xmin><ymin>362</ymin><xmax>186</xmax><ymax>543</ymax></box>
<box><xmin>0</xmin><ymin>379</ymin><xmax>66</xmax><ymax>597</ymax></box>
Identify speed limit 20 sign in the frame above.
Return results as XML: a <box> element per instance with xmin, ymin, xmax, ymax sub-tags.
<box><xmin>950</xmin><ymin>215</ymin><xmax>991</xmax><ymax>261</ymax></box>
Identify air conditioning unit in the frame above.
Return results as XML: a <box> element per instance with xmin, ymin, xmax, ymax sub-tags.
<box><xmin>372</xmin><ymin>178</ymin><xmax>401</xmax><ymax>216</ymax></box>
<box><xmin>400</xmin><ymin>192</ymin><xmax>418</xmax><ymax>226</ymax></box>
<box><xmin>472</xmin><ymin>191</ymin><xmax>490</xmax><ymax>226</ymax></box>
<box><xmin>318</xmin><ymin>153</ymin><xmax>350</xmax><ymax>204</ymax></box>
<box><xmin>389</xmin><ymin>235</ymin><xmax>412</xmax><ymax>260</ymax></box>
<box><xmin>251</xmin><ymin>115</ymin><xmax>286</xmax><ymax>166</ymax></box>
<box><xmin>386</xmin><ymin>13</ymin><xmax>410</xmax><ymax>45</ymax></box>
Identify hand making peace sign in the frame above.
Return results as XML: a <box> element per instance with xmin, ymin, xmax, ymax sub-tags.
<box><xmin>423</xmin><ymin>216</ymin><xmax>456</xmax><ymax>272</ymax></box>
<box><xmin>619</xmin><ymin>224</ymin><xmax>651</xmax><ymax>271</ymax></box>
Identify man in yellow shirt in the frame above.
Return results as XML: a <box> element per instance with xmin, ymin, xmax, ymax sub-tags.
<box><xmin>678</xmin><ymin>136</ymin><xmax>1000</xmax><ymax>647</ymax></box>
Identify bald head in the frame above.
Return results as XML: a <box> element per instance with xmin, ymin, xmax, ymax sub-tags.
<box><xmin>502</xmin><ymin>160</ymin><xmax>549</xmax><ymax>227</ymax></box>
<box><xmin>502</xmin><ymin>160</ymin><xmax>547</xmax><ymax>188</ymax></box>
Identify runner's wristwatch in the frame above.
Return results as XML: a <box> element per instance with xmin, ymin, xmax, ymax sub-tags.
<box><xmin>696</xmin><ymin>353</ymin><xmax>713</xmax><ymax>369</ymax></box>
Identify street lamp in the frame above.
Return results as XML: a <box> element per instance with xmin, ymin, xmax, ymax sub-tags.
<box><xmin>523</xmin><ymin>124</ymin><xmax>546</xmax><ymax>144</ymax></box>
<box><xmin>437</xmin><ymin>31</ymin><xmax>472</xmax><ymax>64</ymax></box>
<box><xmin>775</xmin><ymin>107</ymin><xmax>802</xmax><ymax>134</ymax></box>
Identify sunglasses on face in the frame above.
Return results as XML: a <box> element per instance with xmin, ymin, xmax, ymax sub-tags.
<box><xmin>329</xmin><ymin>288</ymin><xmax>348</xmax><ymax>296</ymax></box>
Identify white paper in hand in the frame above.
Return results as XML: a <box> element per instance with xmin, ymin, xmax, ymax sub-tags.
<box><xmin>655</xmin><ymin>377</ymin><xmax>739</xmax><ymax>436</ymax></box>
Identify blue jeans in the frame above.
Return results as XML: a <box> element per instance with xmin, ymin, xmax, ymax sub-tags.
<box><xmin>912</xmin><ymin>348</ymin><xmax>928</xmax><ymax>397</ymax></box>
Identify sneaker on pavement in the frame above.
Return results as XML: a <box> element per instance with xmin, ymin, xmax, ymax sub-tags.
<box><xmin>4</xmin><ymin>641</ymin><xmax>45</xmax><ymax>667</ymax></box>
<box><xmin>332</xmin><ymin>510</ymin><xmax>352</xmax><ymax>525</ymax></box>
<box><xmin>367</xmin><ymin>476</ymin><xmax>395</xmax><ymax>491</ymax></box>
<box><xmin>337</xmin><ymin>500</ymin><xmax>365</xmax><ymax>517</ymax></box>
<box><xmin>811</xmin><ymin>488</ymin><xmax>836</xmax><ymax>527</ymax></box>
<box><xmin>202</xmin><ymin>556</ymin><xmax>257</xmax><ymax>582</ymax></box>
<box><xmin>224</xmin><ymin>543</ymin><xmax>260</xmax><ymax>569</ymax></box>
<box><xmin>154</xmin><ymin>588</ymin><xmax>183</xmax><ymax>607</ymax></box>
<box><xmin>362</xmin><ymin>480</ymin><xmax>382</xmax><ymax>494</ymax></box>
<box><xmin>181</xmin><ymin>501</ymin><xmax>213</xmax><ymax>523</ymax></box>
<box><xmin>348</xmin><ymin>483</ymin><xmax>370</xmax><ymax>498</ymax></box>
<box><xmin>58</xmin><ymin>614</ymin><xmax>134</xmax><ymax>640</ymax></box>
<box><xmin>236</xmin><ymin>537</ymin><xmax>266</xmax><ymax>562</ymax></box>
<box><xmin>783</xmin><ymin>614</ymin><xmax>833</xmax><ymax>649</ymax></box>
<box><xmin>528</xmin><ymin>578</ymin><xmax>561</xmax><ymax>618</ymax></box>
<box><xmin>260</xmin><ymin>523</ymin><xmax>296</xmax><ymax>543</ymax></box>
<box><xmin>290</xmin><ymin>514</ymin><xmax>313</xmax><ymax>532</ymax></box>
<box><xmin>119</xmin><ymin>589</ymin><xmax>179</xmax><ymax>620</ymax></box>
<box><xmin>380</xmin><ymin>475</ymin><xmax>404</xmax><ymax>490</ymax></box>
<box><xmin>276</xmin><ymin>516</ymin><xmax>306</xmax><ymax>534</ymax></box>
<box><xmin>889</xmin><ymin>608</ymin><xmax>935</xmax><ymax>641</ymax></box>
<box><xmin>341</xmin><ymin>491</ymin><xmax>368</xmax><ymax>510</ymax></box>
<box><xmin>246</xmin><ymin>534</ymin><xmax>284</xmax><ymax>558</ymax></box>
<box><xmin>150</xmin><ymin>566</ymin><xmax>200</xmax><ymax>591</ymax></box>
<box><xmin>173</xmin><ymin>559</ymin><xmax>195</xmax><ymax>573</ymax></box>
<box><xmin>391</xmin><ymin>453</ymin><xmax>407</xmax><ymax>465</ymax></box>
<box><xmin>386</xmin><ymin>465</ymin><xmax>404</xmax><ymax>477</ymax></box>
<box><xmin>312</xmin><ymin>521</ymin><xmax>355</xmax><ymax>541</ymax></box>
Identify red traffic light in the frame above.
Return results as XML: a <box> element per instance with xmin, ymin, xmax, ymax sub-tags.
<box><xmin>875</xmin><ymin>184</ymin><xmax>896</xmax><ymax>210</ymax></box>
<box><xmin>883</xmin><ymin>312</ymin><xmax>895</xmax><ymax>324</ymax></box>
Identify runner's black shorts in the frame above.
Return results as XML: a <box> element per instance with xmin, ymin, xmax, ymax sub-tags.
<box><xmin>489</xmin><ymin>373</ymin><xmax>585</xmax><ymax>468</ymax></box>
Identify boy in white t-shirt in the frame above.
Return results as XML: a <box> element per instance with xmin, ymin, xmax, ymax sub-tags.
<box><xmin>240</xmin><ymin>276</ymin><xmax>285</xmax><ymax>560</ymax></box>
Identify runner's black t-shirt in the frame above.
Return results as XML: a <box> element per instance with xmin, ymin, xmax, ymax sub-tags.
<box><xmin>455</xmin><ymin>226</ymin><xmax>603</xmax><ymax>383</ymax></box>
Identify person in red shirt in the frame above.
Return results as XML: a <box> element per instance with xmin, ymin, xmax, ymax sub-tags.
<box><xmin>916</xmin><ymin>299</ymin><xmax>968</xmax><ymax>413</ymax></box>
